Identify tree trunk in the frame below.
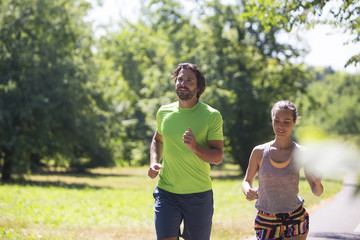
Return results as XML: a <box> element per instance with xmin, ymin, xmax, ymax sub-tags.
<box><xmin>30</xmin><ymin>153</ymin><xmax>40</xmax><ymax>173</ymax></box>
<box><xmin>1</xmin><ymin>148</ymin><xmax>13</xmax><ymax>182</ymax></box>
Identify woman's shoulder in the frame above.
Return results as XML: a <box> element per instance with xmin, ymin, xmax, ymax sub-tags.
<box><xmin>250</xmin><ymin>142</ymin><xmax>272</xmax><ymax>165</ymax></box>
<box><xmin>293</xmin><ymin>141</ymin><xmax>305</xmax><ymax>151</ymax></box>
<box><xmin>252</xmin><ymin>141</ymin><xmax>271</xmax><ymax>154</ymax></box>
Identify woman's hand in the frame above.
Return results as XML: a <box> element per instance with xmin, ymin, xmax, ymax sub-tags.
<box><xmin>244</xmin><ymin>187</ymin><xmax>259</xmax><ymax>201</ymax></box>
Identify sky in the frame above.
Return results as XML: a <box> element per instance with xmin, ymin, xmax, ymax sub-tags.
<box><xmin>86</xmin><ymin>0</ymin><xmax>360</xmax><ymax>74</ymax></box>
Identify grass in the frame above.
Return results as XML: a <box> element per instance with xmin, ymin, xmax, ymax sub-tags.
<box><xmin>0</xmin><ymin>165</ymin><xmax>343</xmax><ymax>240</ymax></box>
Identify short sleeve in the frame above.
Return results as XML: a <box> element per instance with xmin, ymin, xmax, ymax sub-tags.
<box><xmin>156</xmin><ymin>108</ymin><xmax>163</xmax><ymax>135</ymax></box>
<box><xmin>208</xmin><ymin>110</ymin><xmax>223</xmax><ymax>141</ymax></box>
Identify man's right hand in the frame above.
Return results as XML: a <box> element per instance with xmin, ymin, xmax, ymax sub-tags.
<box><xmin>148</xmin><ymin>163</ymin><xmax>163</xmax><ymax>179</ymax></box>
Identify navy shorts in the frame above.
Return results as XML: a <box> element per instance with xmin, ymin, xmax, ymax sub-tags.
<box><xmin>153</xmin><ymin>186</ymin><xmax>214</xmax><ymax>240</ymax></box>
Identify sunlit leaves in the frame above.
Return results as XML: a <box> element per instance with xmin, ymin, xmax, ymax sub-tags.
<box><xmin>0</xmin><ymin>0</ymin><xmax>112</xmax><ymax>180</ymax></box>
<box><xmin>296</xmin><ymin>72</ymin><xmax>360</xmax><ymax>137</ymax></box>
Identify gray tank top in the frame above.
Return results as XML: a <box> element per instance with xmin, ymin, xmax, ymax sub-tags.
<box><xmin>255</xmin><ymin>141</ymin><xmax>303</xmax><ymax>213</ymax></box>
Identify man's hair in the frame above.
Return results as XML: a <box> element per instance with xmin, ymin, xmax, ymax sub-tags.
<box><xmin>172</xmin><ymin>63</ymin><xmax>206</xmax><ymax>99</ymax></box>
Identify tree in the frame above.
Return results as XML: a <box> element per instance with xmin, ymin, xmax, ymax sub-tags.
<box><xmin>189</xmin><ymin>0</ymin><xmax>311</xmax><ymax>172</ymax></box>
<box><xmin>295</xmin><ymin>71</ymin><xmax>360</xmax><ymax>138</ymax></box>
<box><xmin>110</xmin><ymin>0</ymin><xmax>312</xmax><ymax>172</ymax></box>
<box><xmin>95</xmin><ymin>17</ymin><xmax>177</xmax><ymax>165</ymax></box>
<box><xmin>246</xmin><ymin>0</ymin><xmax>360</xmax><ymax>67</ymax></box>
<box><xmin>0</xmin><ymin>0</ymin><xmax>112</xmax><ymax>181</ymax></box>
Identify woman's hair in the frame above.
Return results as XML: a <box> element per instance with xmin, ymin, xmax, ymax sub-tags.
<box><xmin>171</xmin><ymin>63</ymin><xmax>206</xmax><ymax>99</ymax></box>
<box><xmin>271</xmin><ymin>100</ymin><xmax>298</xmax><ymax>121</ymax></box>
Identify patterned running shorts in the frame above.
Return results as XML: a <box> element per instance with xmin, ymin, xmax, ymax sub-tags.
<box><xmin>254</xmin><ymin>205</ymin><xmax>309</xmax><ymax>240</ymax></box>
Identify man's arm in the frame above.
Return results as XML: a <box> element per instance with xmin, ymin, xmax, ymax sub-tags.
<box><xmin>148</xmin><ymin>131</ymin><xmax>164</xmax><ymax>179</ymax></box>
<box><xmin>183</xmin><ymin>128</ymin><xmax>223</xmax><ymax>165</ymax></box>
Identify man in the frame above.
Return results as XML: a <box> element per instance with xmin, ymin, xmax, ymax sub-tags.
<box><xmin>148</xmin><ymin>63</ymin><xmax>224</xmax><ymax>240</ymax></box>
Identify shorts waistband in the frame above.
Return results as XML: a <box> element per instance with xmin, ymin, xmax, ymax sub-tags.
<box><xmin>258</xmin><ymin>204</ymin><xmax>304</xmax><ymax>218</ymax></box>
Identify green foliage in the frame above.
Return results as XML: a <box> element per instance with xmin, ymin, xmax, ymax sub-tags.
<box><xmin>191</xmin><ymin>0</ymin><xmax>311</xmax><ymax>170</ymax></box>
<box><xmin>95</xmin><ymin>20</ymin><xmax>178</xmax><ymax>165</ymax></box>
<box><xmin>295</xmin><ymin>70</ymin><xmax>360</xmax><ymax>139</ymax></box>
<box><xmin>97</xmin><ymin>0</ymin><xmax>309</xmax><ymax>171</ymax></box>
<box><xmin>246</xmin><ymin>0</ymin><xmax>360</xmax><ymax>66</ymax></box>
<box><xmin>0</xmin><ymin>0</ymin><xmax>358</xmax><ymax>177</ymax></box>
<box><xmin>0</xmin><ymin>0</ymin><xmax>113</xmax><ymax>180</ymax></box>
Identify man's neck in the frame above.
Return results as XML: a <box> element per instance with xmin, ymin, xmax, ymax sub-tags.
<box><xmin>179</xmin><ymin>98</ymin><xmax>198</xmax><ymax>108</ymax></box>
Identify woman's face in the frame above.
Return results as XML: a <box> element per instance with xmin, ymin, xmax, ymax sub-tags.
<box><xmin>272</xmin><ymin>108</ymin><xmax>296</xmax><ymax>137</ymax></box>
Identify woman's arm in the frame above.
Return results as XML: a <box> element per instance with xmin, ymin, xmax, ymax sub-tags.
<box><xmin>304</xmin><ymin>166</ymin><xmax>324</xmax><ymax>196</ymax></box>
<box><xmin>242</xmin><ymin>145</ymin><xmax>263</xmax><ymax>201</ymax></box>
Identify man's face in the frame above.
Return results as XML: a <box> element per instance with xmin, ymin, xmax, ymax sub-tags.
<box><xmin>175</xmin><ymin>68</ymin><xmax>198</xmax><ymax>101</ymax></box>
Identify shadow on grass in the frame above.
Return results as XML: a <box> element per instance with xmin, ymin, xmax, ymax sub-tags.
<box><xmin>210</xmin><ymin>164</ymin><xmax>244</xmax><ymax>180</ymax></box>
<box><xmin>0</xmin><ymin>170</ymin><xmax>137</xmax><ymax>189</ymax></box>
<box><xmin>211</xmin><ymin>174</ymin><xmax>242</xmax><ymax>180</ymax></box>
<box><xmin>34</xmin><ymin>170</ymin><xmax>133</xmax><ymax>178</ymax></box>
<box><xmin>2</xmin><ymin>178</ymin><xmax>113</xmax><ymax>190</ymax></box>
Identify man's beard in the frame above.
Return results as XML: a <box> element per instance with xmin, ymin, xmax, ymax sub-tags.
<box><xmin>176</xmin><ymin>87</ymin><xmax>197</xmax><ymax>101</ymax></box>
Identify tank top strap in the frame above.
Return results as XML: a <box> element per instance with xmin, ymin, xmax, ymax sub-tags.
<box><xmin>263</xmin><ymin>142</ymin><xmax>271</xmax><ymax>160</ymax></box>
<box><xmin>260</xmin><ymin>142</ymin><xmax>272</xmax><ymax>167</ymax></box>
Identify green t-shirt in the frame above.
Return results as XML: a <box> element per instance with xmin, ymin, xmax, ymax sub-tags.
<box><xmin>156</xmin><ymin>101</ymin><xmax>223</xmax><ymax>194</ymax></box>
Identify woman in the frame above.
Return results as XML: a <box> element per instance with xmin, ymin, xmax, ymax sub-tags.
<box><xmin>242</xmin><ymin>100</ymin><xmax>323</xmax><ymax>240</ymax></box>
